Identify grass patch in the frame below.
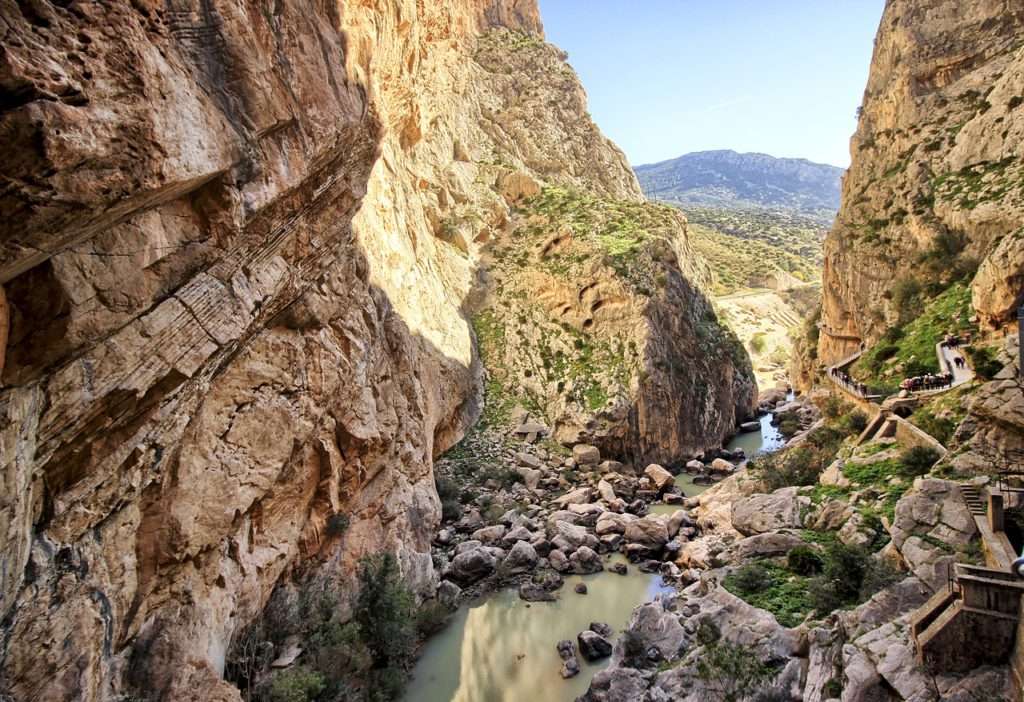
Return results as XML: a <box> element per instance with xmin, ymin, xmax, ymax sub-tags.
<box><xmin>851</xmin><ymin>283</ymin><xmax>973</xmax><ymax>392</ymax></box>
<box><xmin>723</xmin><ymin>563</ymin><xmax>814</xmax><ymax>628</ymax></box>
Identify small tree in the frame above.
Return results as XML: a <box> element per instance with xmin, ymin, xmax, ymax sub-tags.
<box><xmin>695</xmin><ymin>624</ymin><xmax>776</xmax><ymax>702</ymax></box>
<box><xmin>354</xmin><ymin>553</ymin><xmax>416</xmax><ymax>671</ymax></box>
<box><xmin>899</xmin><ymin>446</ymin><xmax>941</xmax><ymax>478</ymax></box>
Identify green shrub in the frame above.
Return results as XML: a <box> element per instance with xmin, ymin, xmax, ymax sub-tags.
<box><xmin>367</xmin><ymin>666</ymin><xmax>407</xmax><ymax>702</ymax></box>
<box><xmin>436</xmin><ymin>477</ymin><xmax>463</xmax><ymax>523</ymax></box>
<box><xmin>821</xmin><ymin>396</ymin><xmax>850</xmax><ymax>420</ymax></box>
<box><xmin>268</xmin><ymin>667</ymin><xmax>326</xmax><ymax>702</ymax></box>
<box><xmin>749</xmin><ymin>333</ymin><xmax>768</xmax><ymax>354</ymax></box>
<box><xmin>308</xmin><ymin>620</ymin><xmax>371</xmax><ymax>684</ymax></box>
<box><xmin>440</xmin><ymin>498</ymin><xmax>463</xmax><ymax>523</ymax></box>
<box><xmin>824</xmin><ymin>678</ymin><xmax>843</xmax><ymax>698</ymax></box>
<box><xmin>497</xmin><ymin>467</ymin><xmax>524</xmax><ymax>488</ymax></box>
<box><xmin>858</xmin><ymin>557</ymin><xmax>903</xmax><ymax>600</ymax></box>
<box><xmin>891</xmin><ymin>278</ymin><xmax>922</xmax><ymax>312</ymax></box>
<box><xmin>326</xmin><ymin>513</ymin><xmax>350</xmax><ymax>537</ymax></box>
<box><xmin>967</xmin><ymin>346</ymin><xmax>1003</xmax><ymax>380</ymax></box>
<box><xmin>899</xmin><ymin>446</ymin><xmax>941</xmax><ymax>477</ymax></box>
<box><xmin>723</xmin><ymin>563</ymin><xmax>814</xmax><ymax>627</ymax></box>
<box><xmin>355</xmin><ymin>553</ymin><xmax>416</xmax><ymax>670</ymax></box>
<box><xmin>840</xmin><ymin>411</ymin><xmax>869</xmax><ymax>435</ymax></box>
<box><xmin>807</xmin><ymin>543</ymin><xmax>898</xmax><ymax>612</ymax></box>
<box><xmin>911</xmin><ymin>408</ymin><xmax>956</xmax><ymax>445</ymax></box>
<box><xmin>730</xmin><ymin>563</ymin><xmax>772</xmax><ymax>594</ymax></box>
<box><xmin>774</xmin><ymin>410</ymin><xmax>802</xmax><ymax>438</ymax></box>
<box><xmin>787</xmin><ymin>546</ymin><xmax>824</xmax><ymax>576</ymax></box>
<box><xmin>807</xmin><ymin>426</ymin><xmax>846</xmax><ymax>452</ymax></box>
<box><xmin>752</xmin><ymin>448</ymin><xmax>822</xmax><ymax>491</ymax></box>
<box><xmin>695</xmin><ymin>628</ymin><xmax>776</xmax><ymax>702</ymax></box>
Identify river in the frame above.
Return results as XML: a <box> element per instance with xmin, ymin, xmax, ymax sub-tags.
<box><xmin>405</xmin><ymin>409</ymin><xmax>786</xmax><ymax>702</ymax></box>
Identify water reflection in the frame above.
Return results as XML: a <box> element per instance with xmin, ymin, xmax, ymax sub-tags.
<box><xmin>405</xmin><ymin>555</ymin><xmax>670</xmax><ymax>702</ymax></box>
<box><xmin>726</xmin><ymin>412</ymin><xmax>784</xmax><ymax>460</ymax></box>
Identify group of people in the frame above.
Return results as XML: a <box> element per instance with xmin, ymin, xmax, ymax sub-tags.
<box><xmin>828</xmin><ymin>331</ymin><xmax>970</xmax><ymax>399</ymax></box>
<box><xmin>829</xmin><ymin>367</ymin><xmax>869</xmax><ymax>396</ymax></box>
<box><xmin>942</xmin><ymin>333</ymin><xmax>967</xmax><ymax>349</ymax></box>
<box><xmin>899</xmin><ymin>373</ymin><xmax>954</xmax><ymax>392</ymax></box>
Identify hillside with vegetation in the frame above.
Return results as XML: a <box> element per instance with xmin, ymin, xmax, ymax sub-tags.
<box><xmin>684</xmin><ymin>207</ymin><xmax>826</xmax><ymax>295</ymax></box>
<box><xmin>635</xmin><ymin>150</ymin><xmax>844</xmax><ymax>223</ymax></box>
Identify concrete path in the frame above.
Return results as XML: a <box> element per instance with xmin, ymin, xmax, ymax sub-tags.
<box><xmin>937</xmin><ymin>343</ymin><xmax>975</xmax><ymax>388</ymax></box>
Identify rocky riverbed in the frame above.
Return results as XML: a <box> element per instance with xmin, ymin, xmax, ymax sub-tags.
<box><xmin>413</xmin><ymin>389</ymin><xmax>1016</xmax><ymax>702</ymax></box>
<box><xmin>408</xmin><ymin>390</ymin><xmax>801</xmax><ymax>700</ymax></box>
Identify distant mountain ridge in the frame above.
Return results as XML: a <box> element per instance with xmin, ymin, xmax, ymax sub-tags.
<box><xmin>635</xmin><ymin>150</ymin><xmax>844</xmax><ymax>221</ymax></box>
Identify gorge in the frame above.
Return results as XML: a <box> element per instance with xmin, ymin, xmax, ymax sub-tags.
<box><xmin>2</xmin><ymin>1</ymin><xmax>1024</xmax><ymax>702</ymax></box>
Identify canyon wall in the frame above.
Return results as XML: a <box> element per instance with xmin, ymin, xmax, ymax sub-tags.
<box><xmin>818</xmin><ymin>0</ymin><xmax>1024</xmax><ymax>365</ymax></box>
<box><xmin>0</xmin><ymin>1</ymin><xmax>752</xmax><ymax>700</ymax></box>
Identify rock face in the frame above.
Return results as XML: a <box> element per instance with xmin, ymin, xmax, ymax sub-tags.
<box><xmin>0</xmin><ymin>1</ymin><xmax>755</xmax><ymax>699</ymax></box>
<box><xmin>0</xmin><ymin>2</ymin><xmax>534</xmax><ymax>700</ymax></box>
<box><xmin>815</xmin><ymin>0</ymin><xmax>1024</xmax><ymax>366</ymax></box>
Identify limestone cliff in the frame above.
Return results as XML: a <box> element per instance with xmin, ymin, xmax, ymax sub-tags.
<box><xmin>818</xmin><ymin>0</ymin><xmax>1024</xmax><ymax>365</ymax></box>
<box><xmin>0</xmin><ymin>1</ymin><xmax>751</xmax><ymax>700</ymax></box>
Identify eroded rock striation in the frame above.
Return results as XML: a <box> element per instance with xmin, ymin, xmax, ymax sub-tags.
<box><xmin>0</xmin><ymin>1</ymin><xmax>750</xmax><ymax>700</ymax></box>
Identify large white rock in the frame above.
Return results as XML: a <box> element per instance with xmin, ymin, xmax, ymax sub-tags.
<box><xmin>730</xmin><ymin>487</ymin><xmax>807</xmax><ymax>536</ymax></box>
<box><xmin>644</xmin><ymin>463</ymin><xmax>674</xmax><ymax>491</ymax></box>
<box><xmin>573</xmin><ymin>444</ymin><xmax>601</xmax><ymax>466</ymax></box>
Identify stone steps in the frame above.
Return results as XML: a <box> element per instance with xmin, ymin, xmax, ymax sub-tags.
<box><xmin>959</xmin><ymin>484</ymin><xmax>986</xmax><ymax>516</ymax></box>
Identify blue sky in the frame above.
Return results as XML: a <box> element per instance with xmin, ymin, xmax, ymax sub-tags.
<box><xmin>540</xmin><ymin>1</ymin><xmax>885</xmax><ymax>168</ymax></box>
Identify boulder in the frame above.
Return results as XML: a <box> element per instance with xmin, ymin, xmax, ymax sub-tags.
<box><xmin>560</xmin><ymin>657</ymin><xmax>580</xmax><ymax>679</ymax></box>
<box><xmin>519</xmin><ymin>582</ymin><xmax>557</xmax><ymax>602</ymax></box>
<box><xmin>471</xmin><ymin>524</ymin><xmax>507</xmax><ymax>544</ymax></box>
<box><xmin>499</xmin><ymin>170</ymin><xmax>542</xmax><ymax>203</ymax></box>
<box><xmin>731</xmin><ymin>488</ymin><xmax>807</xmax><ymax>536</ymax></box>
<box><xmin>583</xmin><ymin>668</ymin><xmax>649</xmax><ymax>702</ymax></box>
<box><xmin>554</xmin><ymin>520</ymin><xmax>590</xmax><ymax>549</ymax></box>
<box><xmin>625</xmin><ymin>516</ymin><xmax>669</xmax><ymax>550</ymax></box>
<box><xmin>517</xmin><ymin>467</ymin><xmax>541</xmax><ymax>491</ymax></box>
<box><xmin>890</xmin><ymin>479</ymin><xmax>978</xmax><ymax>589</ymax></box>
<box><xmin>710</xmin><ymin>458</ymin><xmax>736</xmax><ymax>474</ymax></box>
<box><xmin>575</xmin><ymin>582</ymin><xmax>588</xmax><ymax>594</ymax></box>
<box><xmin>578</xmin><ymin>630</ymin><xmax>613</xmax><ymax>661</ymax></box>
<box><xmin>732</xmin><ymin>532</ymin><xmax>806</xmax><ymax>560</ymax></box>
<box><xmin>599</xmin><ymin>460</ymin><xmax>630</xmax><ymax>475</ymax></box>
<box><xmin>739</xmin><ymin>420</ymin><xmax>761</xmax><ymax>433</ymax></box>
<box><xmin>644</xmin><ymin>463</ymin><xmax>675</xmax><ymax>491</ymax></box>
<box><xmin>809</xmin><ymin>498</ymin><xmax>853</xmax><ymax>531</ymax></box>
<box><xmin>570</xmin><ymin>546</ymin><xmax>604</xmax><ymax>574</ymax></box>
<box><xmin>549</xmin><ymin>549</ymin><xmax>571</xmax><ymax>573</ymax></box>
<box><xmin>513</xmin><ymin>421</ymin><xmax>549</xmax><ymax>440</ymax></box>
<box><xmin>597</xmin><ymin>479</ymin><xmax>618</xmax><ymax>504</ymax></box>
<box><xmin>546</xmin><ymin>510</ymin><xmax>582</xmax><ymax>530</ymax></box>
<box><xmin>685</xmin><ymin>459</ymin><xmax>705</xmax><ymax>472</ymax></box>
<box><xmin>622</xmin><ymin>600</ymin><xmax>686</xmax><ymax>662</ymax></box>
<box><xmin>501</xmin><ymin>540</ymin><xmax>539</xmax><ymax>574</ymax></box>
<box><xmin>448</xmin><ymin>547</ymin><xmax>497</xmax><ymax>585</ymax></box>
<box><xmin>666</xmin><ymin>510</ymin><xmax>693</xmax><ymax>539</ymax></box>
<box><xmin>516</xmin><ymin>451</ymin><xmax>543</xmax><ymax>469</ymax></box>
<box><xmin>555</xmin><ymin>486</ymin><xmax>593</xmax><ymax>508</ymax></box>
<box><xmin>502</xmin><ymin>525</ymin><xmax>534</xmax><ymax>547</ymax></box>
<box><xmin>556</xmin><ymin>639</ymin><xmax>580</xmax><ymax>678</ymax></box>
<box><xmin>437</xmin><ymin>580</ymin><xmax>462</xmax><ymax>608</ymax></box>
<box><xmin>454</xmin><ymin>539</ymin><xmax>483</xmax><ymax>556</ymax></box>
<box><xmin>568</xmin><ymin>502</ymin><xmax>605</xmax><ymax>518</ymax></box>
<box><xmin>596</xmin><ymin>511</ymin><xmax>638</xmax><ymax>535</ymax></box>
<box><xmin>573</xmin><ymin>444</ymin><xmax>601</xmax><ymax>466</ymax></box>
